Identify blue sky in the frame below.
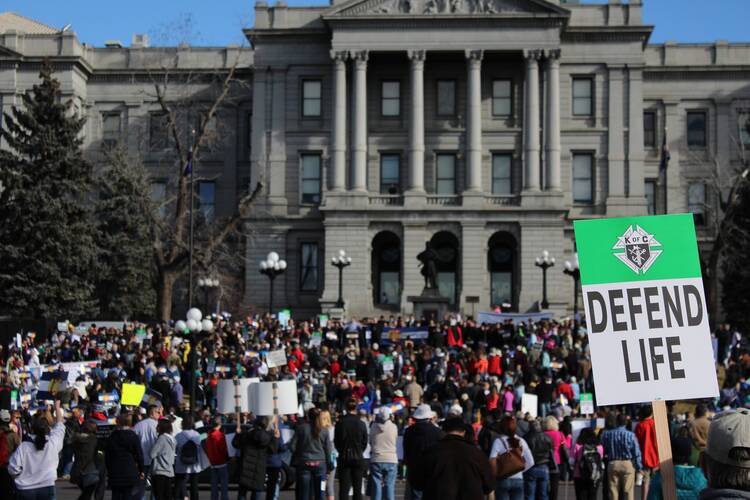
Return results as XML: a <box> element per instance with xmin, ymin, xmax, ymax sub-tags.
<box><xmin>2</xmin><ymin>0</ymin><xmax>747</xmax><ymax>47</ymax></box>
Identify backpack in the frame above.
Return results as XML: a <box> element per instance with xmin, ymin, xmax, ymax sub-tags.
<box><xmin>581</xmin><ymin>444</ymin><xmax>603</xmax><ymax>484</ymax></box>
<box><xmin>180</xmin><ymin>439</ymin><xmax>199</xmax><ymax>465</ymax></box>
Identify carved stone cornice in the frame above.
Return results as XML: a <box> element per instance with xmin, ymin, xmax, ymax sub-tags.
<box><xmin>349</xmin><ymin>50</ymin><xmax>369</xmax><ymax>66</ymax></box>
<box><xmin>523</xmin><ymin>49</ymin><xmax>543</xmax><ymax>61</ymax></box>
<box><xmin>329</xmin><ymin>50</ymin><xmax>349</xmax><ymax>63</ymax></box>
<box><xmin>464</xmin><ymin>49</ymin><xmax>484</xmax><ymax>62</ymax></box>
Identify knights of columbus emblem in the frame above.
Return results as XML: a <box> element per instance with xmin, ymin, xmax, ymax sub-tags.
<box><xmin>612</xmin><ymin>225</ymin><xmax>662</xmax><ymax>274</ymax></box>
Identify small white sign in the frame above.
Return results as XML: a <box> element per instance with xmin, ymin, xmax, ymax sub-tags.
<box><xmin>266</xmin><ymin>349</ymin><xmax>287</xmax><ymax>369</ymax></box>
<box><xmin>521</xmin><ymin>393</ymin><xmax>538</xmax><ymax>418</ymax></box>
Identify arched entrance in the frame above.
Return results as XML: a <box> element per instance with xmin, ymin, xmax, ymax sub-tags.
<box><xmin>488</xmin><ymin>232</ymin><xmax>518</xmax><ymax>311</ymax></box>
<box><xmin>430</xmin><ymin>231</ymin><xmax>460</xmax><ymax>305</ymax></box>
<box><xmin>372</xmin><ymin>231</ymin><xmax>401</xmax><ymax>307</ymax></box>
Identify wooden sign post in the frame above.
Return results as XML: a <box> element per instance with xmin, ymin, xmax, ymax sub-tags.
<box><xmin>652</xmin><ymin>400</ymin><xmax>676</xmax><ymax>500</ymax></box>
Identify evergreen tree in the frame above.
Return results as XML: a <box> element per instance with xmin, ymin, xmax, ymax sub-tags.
<box><xmin>94</xmin><ymin>147</ymin><xmax>156</xmax><ymax>319</ymax></box>
<box><xmin>0</xmin><ymin>63</ymin><xmax>98</xmax><ymax>320</ymax></box>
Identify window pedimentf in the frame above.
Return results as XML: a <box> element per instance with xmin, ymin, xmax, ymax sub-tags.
<box><xmin>324</xmin><ymin>0</ymin><xmax>569</xmax><ymax>18</ymax></box>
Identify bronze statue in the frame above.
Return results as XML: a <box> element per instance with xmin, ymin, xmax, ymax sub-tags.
<box><xmin>417</xmin><ymin>241</ymin><xmax>438</xmax><ymax>290</ymax></box>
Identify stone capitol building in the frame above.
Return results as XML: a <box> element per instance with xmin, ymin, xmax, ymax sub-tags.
<box><xmin>1</xmin><ymin>0</ymin><xmax>749</xmax><ymax>318</ymax></box>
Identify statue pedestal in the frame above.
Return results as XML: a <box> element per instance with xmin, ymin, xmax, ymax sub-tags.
<box><xmin>408</xmin><ymin>288</ymin><xmax>450</xmax><ymax>321</ymax></box>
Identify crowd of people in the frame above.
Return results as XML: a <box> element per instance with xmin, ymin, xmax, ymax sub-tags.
<box><xmin>0</xmin><ymin>313</ymin><xmax>747</xmax><ymax>500</ymax></box>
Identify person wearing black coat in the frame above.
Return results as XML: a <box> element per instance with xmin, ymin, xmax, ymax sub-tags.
<box><xmin>105</xmin><ymin>414</ymin><xmax>145</xmax><ymax>500</ymax></box>
<box><xmin>524</xmin><ymin>420</ymin><xmax>554</xmax><ymax>500</ymax></box>
<box><xmin>415</xmin><ymin>417</ymin><xmax>494</xmax><ymax>500</ymax></box>
<box><xmin>232</xmin><ymin>416</ymin><xmax>278</xmax><ymax>500</ymax></box>
<box><xmin>334</xmin><ymin>400</ymin><xmax>369</xmax><ymax>500</ymax></box>
<box><xmin>403</xmin><ymin>404</ymin><xmax>444</xmax><ymax>499</ymax></box>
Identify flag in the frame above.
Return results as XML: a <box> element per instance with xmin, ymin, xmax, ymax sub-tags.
<box><xmin>183</xmin><ymin>151</ymin><xmax>193</xmax><ymax>177</ymax></box>
<box><xmin>659</xmin><ymin>128</ymin><xmax>671</xmax><ymax>174</ymax></box>
<box><xmin>37</xmin><ymin>368</ymin><xmax>68</xmax><ymax>402</ymax></box>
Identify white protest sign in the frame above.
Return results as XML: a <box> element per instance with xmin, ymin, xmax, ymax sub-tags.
<box><xmin>266</xmin><ymin>349</ymin><xmax>287</xmax><ymax>369</ymax></box>
<box><xmin>574</xmin><ymin>214</ymin><xmax>719</xmax><ymax>406</ymax></box>
<box><xmin>216</xmin><ymin>377</ymin><xmax>260</xmax><ymax>414</ymax></box>
<box><xmin>249</xmin><ymin>380</ymin><xmax>298</xmax><ymax>416</ymax></box>
<box><xmin>580</xmin><ymin>393</ymin><xmax>595</xmax><ymax>415</ymax></box>
<box><xmin>521</xmin><ymin>393</ymin><xmax>538</xmax><ymax>418</ymax></box>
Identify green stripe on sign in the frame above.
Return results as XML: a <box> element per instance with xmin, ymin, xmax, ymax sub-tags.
<box><xmin>573</xmin><ymin>214</ymin><xmax>702</xmax><ymax>286</ymax></box>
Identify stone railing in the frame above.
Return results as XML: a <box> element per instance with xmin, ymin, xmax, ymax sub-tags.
<box><xmin>368</xmin><ymin>194</ymin><xmax>403</xmax><ymax>206</ymax></box>
<box><xmin>485</xmin><ymin>195</ymin><xmax>520</xmax><ymax>206</ymax></box>
<box><xmin>426</xmin><ymin>195</ymin><xmax>461</xmax><ymax>206</ymax></box>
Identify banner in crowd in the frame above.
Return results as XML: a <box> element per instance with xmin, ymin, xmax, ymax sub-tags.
<box><xmin>265</xmin><ymin>349</ymin><xmax>287</xmax><ymax>369</ymax></box>
<box><xmin>477</xmin><ymin>311</ymin><xmax>554</xmax><ymax>326</ymax></box>
<box><xmin>216</xmin><ymin>377</ymin><xmax>260</xmax><ymax>414</ymax></box>
<box><xmin>574</xmin><ymin>214</ymin><xmax>719</xmax><ymax>405</ymax></box>
<box><xmin>249</xmin><ymin>380</ymin><xmax>298</xmax><ymax>416</ymax></box>
<box><xmin>380</xmin><ymin>327</ymin><xmax>429</xmax><ymax>344</ymax></box>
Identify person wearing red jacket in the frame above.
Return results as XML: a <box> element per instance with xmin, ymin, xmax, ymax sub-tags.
<box><xmin>205</xmin><ymin>417</ymin><xmax>230</xmax><ymax>500</ymax></box>
<box><xmin>447</xmin><ymin>325</ymin><xmax>463</xmax><ymax>348</ymax></box>
<box><xmin>488</xmin><ymin>349</ymin><xmax>502</xmax><ymax>377</ymax></box>
<box><xmin>635</xmin><ymin>406</ymin><xmax>659</xmax><ymax>500</ymax></box>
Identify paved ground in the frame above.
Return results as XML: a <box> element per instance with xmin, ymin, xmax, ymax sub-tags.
<box><xmin>53</xmin><ymin>479</ymin><xmax>646</xmax><ymax>499</ymax></box>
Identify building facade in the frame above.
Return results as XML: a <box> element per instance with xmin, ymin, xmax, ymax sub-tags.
<box><xmin>1</xmin><ymin>2</ymin><xmax>749</xmax><ymax>319</ymax></box>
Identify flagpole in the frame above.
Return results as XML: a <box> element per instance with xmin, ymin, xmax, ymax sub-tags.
<box><xmin>188</xmin><ymin>130</ymin><xmax>195</xmax><ymax>309</ymax></box>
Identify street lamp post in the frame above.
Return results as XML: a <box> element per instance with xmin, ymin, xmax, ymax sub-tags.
<box><xmin>197</xmin><ymin>277</ymin><xmax>220</xmax><ymax>315</ymax></box>
<box><xmin>563</xmin><ymin>254</ymin><xmax>581</xmax><ymax>328</ymax></box>
<box><xmin>175</xmin><ymin>307</ymin><xmax>214</xmax><ymax>415</ymax></box>
<box><xmin>535</xmin><ymin>250</ymin><xmax>555</xmax><ymax>310</ymax></box>
<box><xmin>331</xmin><ymin>249</ymin><xmax>352</xmax><ymax>308</ymax></box>
<box><xmin>259</xmin><ymin>252</ymin><xmax>287</xmax><ymax>314</ymax></box>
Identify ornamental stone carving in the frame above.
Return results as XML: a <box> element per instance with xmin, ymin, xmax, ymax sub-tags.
<box><xmin>364</xmin><ymin>0</ymin><xmax>527</xmax><ymax>15</ymax></box>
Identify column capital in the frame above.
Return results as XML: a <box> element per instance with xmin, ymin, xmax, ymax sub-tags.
<box><xmin>407</xmin><ymin>49</ymin><xmax>427</xmax><ymax>62</ymax></box>
<box><xmin>329</xmin><ymin>50</ymin><xmax>349</xmax><ymax>63</ymax></box>
<box><xmin>523</xmin><ymin>49</ymin><xmax>543</xmax><ymax>62</ymax></box>
<box><xmin>350</xmin><ymin>50</ymin><xmax>369</xmax><ymax>64</ymax></box>
<box><xmin>545</xmin><ymin>49</ymin><xmax>561</xmax><ymax>62</ymax></box>
<box><xmin>464</xmin><ymin>49</ymin><xmax>484</xmax><ymax>62</ymax></box>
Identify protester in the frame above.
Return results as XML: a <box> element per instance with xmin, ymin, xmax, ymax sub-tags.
<box><xmin>635</xmin><ymin>405</ymin><xmax>659</xmax><ymax>500</ymax></box>
<box><xmin>490</xmin><ymin>415</ymin><xmax>535</xmax><ymax>500</ymax></box>
<box><xmin>105</xmin><ymin>413</ymin><xmax>145</xmax><ymax>500</ymax></box>
<box><xmin>134</xmin><ymin>403</ymin><xmax>162</xmax><ymax>495</ymax></box>
<box><xmin>205</xmin><ymin>416</ymin><xmax>230</xmax><ymax>500</ymax></box>
<box><xmin>8</xmin><ymin>400</ymin><xmax>65</xmax><ymax>500</ymax></box>
<box><xmin>334</xmin><ymin>399</ymin><xmax>368</xmax><ymax>500</ymax></box>
<box><xmin>403</xmin><ymin>403</ymin><xmax>443</xmax><ymax>500</ymax></box>
<box><xmin>232</xmin><ymin>413</ymin><xmax>275</xmax><ymax>500</ymax></box>
<box><xmin>319</xmin><ymin>408</ymin><xmax>336</xmax><ymax>500</ymax></box>
<box><xmin>700</xmin><ymin>408</ymin><xmax>750</xmax><ymax>499</ymax></box>
<box><xmin>601</xmin><ymin>414</ymin><xmax>643</xmax><ymax>500</ymax></box>
<box><xmin>150</xmin><ymin>418</ymin><xmax>176</xmax><ymax>500</ymax></box>
<box><xmin>290</xmin><ymin>407</ymin><xmax>332</xmax><ymax>500</ymax></box>
<box><xmin>174</xmin><ymin>415</ymin><xmax>202</xmax><ymax>500</ymax></box>
<box><xmin>572</xmin><ymin>427</ymin><xmax>604</xmax><ymax>500</ymax></box>
<box><xmin>0</xmin><ymin>408</ymin><xmax>21</xmax><ymax>495</ymax></box>
<box><xmin>646</xmin><ymin>436</ymin><xmax>706</xmax><ymax>500</ymax></box>
<box><xmin>416</xmin><ymin>417</ymin><xmax>494</xmax><ymax>500</ymax></box>
<box><xmin>543</xmin><ymin>415</ymin><xmax>568</xmax><ymax>500</ymax></box>
<box><xmin>369</xmin><ymin>406</ymin><xmax>399</xmax><ymax>500</ymax></box>
<box><xmin>524</xmin><ymin>419</ymin><xmax>554</xmax><ymax>500</ymax></box>
<box><xmin>71</xmin><ymin>420</ymin><xmax>102</xmax><ymax>500</ymax></box>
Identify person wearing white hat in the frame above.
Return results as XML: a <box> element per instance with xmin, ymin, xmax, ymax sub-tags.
<box><xmin>369</xmin><ymin>406</ymin><xmax>398</xmax><ymax>500</ymax></box>
<box><xmin>403</xmin><ymin>404</ymin><xmax>442</xmax><ymax>500</ymax></box>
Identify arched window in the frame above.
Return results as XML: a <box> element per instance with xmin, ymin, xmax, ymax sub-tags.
<box><xmin>488</xmin><ymin>232</ymin><xmax>517</xmax><ymax>311</ymax></box>
<box><xmin>372</xmin><ymin>231</ymin><xmax>401</xmax><ymax>307</ymax></box>
<box><xmin>430</xmin><ymin>231</ymin><xmax>460</xmax><ymax>305</ymax></box>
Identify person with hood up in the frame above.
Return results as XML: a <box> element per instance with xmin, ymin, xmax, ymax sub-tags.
<box><xmin>369</xmin><ymin>406</ymin><xmax>398</xmax><ymax>500</ymax></box>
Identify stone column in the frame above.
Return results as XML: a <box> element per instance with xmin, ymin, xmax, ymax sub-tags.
<box><xmin>407</xmin><ymin>50</ymin><xmax>426</xmax><ymax>193</ymax></box>
<box><xmin>465</xmin><ymin>50</ymin><xmax>483</xmax><ymax>193</ymax></box>
<box><xmin>607</xmin><ymin>66</ymin><xmax>626</xmax><ymax>211</ymax></box>
<box><xmin>544</xmin><ymin>50</ymin><xmax>561</xmax><ymax>191</ymax></box>
<box><xmin>627</xmin><ymin>66</ymin><xmax>647</xmax><ymax>210</ymax></box>
<box><xmin>523</xmin><ymin>50</ymin><xmax>541</xmax><ymax>191</ymax></box>
<box><xmin>351</xmin><ymin>50</ymin><xmax>369</xmax><ymax>192</ymax></box>
<box><xmin>330</xmin><ymin>50</ymin><xmax>348</xmax><ymax>192</ymax></box>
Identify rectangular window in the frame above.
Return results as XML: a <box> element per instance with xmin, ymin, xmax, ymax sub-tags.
<box><xmin>302</xmin><ymin>80</ymin><xmax>322</xmax><ymax>117</ymax></box>
<box><xmin>688</xmin><ymin>182</ymin><xmax>707</xmax><ymax>225</ymax></box>
<box><xmin>435</xmin><ymin>154</ymin><xmax>456</xmax><ymax>194</ymax></box>
<box><xmin>198</xmin><ymin>181</ymin><xmax>215</xmax><ymax>222</ymax></box>
<box><xmin>572</xmin><ymin>78</ymin><xmax>593</xmax><ymax>116</ymax></box>
<box><xmin>491</xmin><ymin>154</ymin><xmax>512</xmax><ymax>195</ymax></box>
<box><xmin>645</xmin><ymin>180</ymin><xmax>656</xmax><ymax>215</ymax></box>
<box><xmin>381</xmin><ymin>81</ymin><xmax>400</xmax><ymax>117</ymax></box>
<box><xmin>300</xmin><ymin>154</ymin><xmax>322</xmax><ymax>204</ymax></box>
<box><xmin>738</xmin><ymin>111</ymin><xmax>750</xmax><ymax>146</ymax></box>
<box><xmin>299</xmin><ymin>243</ymin><xmax>319</xmax><ymax>292</ymax></box>
<box><xmin>150</xmin><ymin>181</ymin><xmax>167</xmax><ymax>218</ymax></box>
<box><xmin>572</xmin><ymin>153</ymin><xmax>594</xmax><ymax>203</ymax></box>
<box><xmin>380</xmin><ymin>154</ymin><xmax>400</xmax><ymax>194</ymax></box>
<box><xmin>687</xmin><ymin>111</ymin><xmax>707</xmax><ymax>148</ymax></box>
<box><xmin>492</xmin><ymin>79</ymin><xmax>512</xmax><ymax>117</ymax></box>
<box><xmin>644</xmin><ymin>111</ymin><xmax>656</xmax><ymax>148</ymax></box>
<box><xmin>436</xmin><ymin>80</ymin><xmax>456</xmax><ymax>117</ymax></box>
<box><xmin>102</xmin><ymin>112</ymin><xmax>121</xmax><ymax>149</ymax></box>
<box><xmin>149</xmin><ymin>112</ymin><xmax>169</xmax><ymax>150</ymax></box>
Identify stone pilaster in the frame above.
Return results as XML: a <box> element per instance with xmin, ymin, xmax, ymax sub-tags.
<box><xmin>350</xmin><ymin>50</ymin><xmax>369</xmax><ymax>193</ymax></box>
